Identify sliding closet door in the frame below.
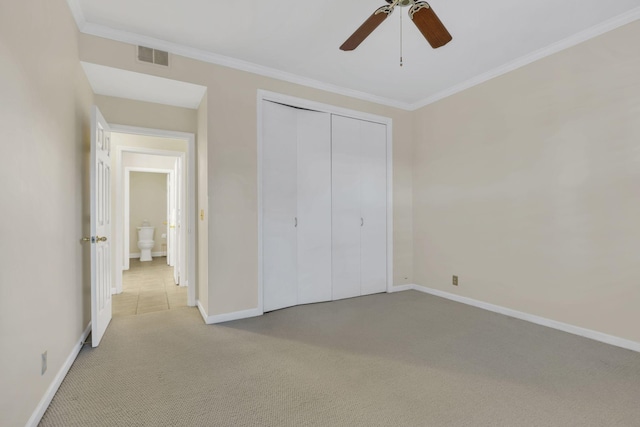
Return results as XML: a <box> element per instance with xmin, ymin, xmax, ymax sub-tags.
<box><xmin>297</xmin><ymin>110</ymin><xmax>332</xmax><ymax>304</ymax></box>
<box><xmin>360</xmin><ymin>121</ymin><xmax>387</xmax><ymax>295</ymax></box>
<box><xmin>263</xmin><ymin>102</ymin><xmax>298</xmax><ymax>312</ymax></box>
<box><xmin>332</xmin><ymin>115</ymin><xmax>362</xmax><ymax>300</ymax></box>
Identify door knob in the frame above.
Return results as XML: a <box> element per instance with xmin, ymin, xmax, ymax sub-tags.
<box><xmin>82</xmin><ymin>237</ymin><xmax>92</xmax><ymax>242</ymax></box>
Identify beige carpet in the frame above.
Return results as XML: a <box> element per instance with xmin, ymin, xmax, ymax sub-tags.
<box><xmin>40</xmin><ymin>291</ymin><xmax>640</xmax><ymax>426</ymax></box>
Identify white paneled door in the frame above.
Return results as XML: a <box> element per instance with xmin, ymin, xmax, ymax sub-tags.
<box><xmin>331</xmin><ymin>115</ymin><xmax>362</xmax><ymax>300</ymax></box>
<box><xmin>332</xmin><ymin>115</ymin><xmax>387</xmax><ymax>300</ymax></box>
<box><xmin>262</xmin><ymin>99</ymin><xmax>387</xmax><ymax>312</ymax></box>
<box><xmin>359</xmin><ymin>120</ymin><xmax>387</xmax><ymax>296</ymax></box>
<box><xmin>90</xmin><ymin>106</ymin><xmax>113</xmax><ymax>347</ymax></box>
<box><xmin>296</xmin><ymin>110</ymin><xmax>332</xmax><ymax>305</ymax></box>
<box><xmin>263</xmin><ymin>102</ymin><xmax>299</xmax><ymax>312</ymax></box>
<box><xmin>262</xmin><ymin>101</ymin><xmax>332</xmax><ymax>312</ymax></box>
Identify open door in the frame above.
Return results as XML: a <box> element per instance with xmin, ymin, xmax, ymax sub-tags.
<box><xmin>90</xmin><ymin>106</ymin><xmax>113</xmax><ymax>347</ymax></box>
<box><xmin>175</xmin><ymin>158</ymin><xmax>183</xmax><ymax>286</ymax></box>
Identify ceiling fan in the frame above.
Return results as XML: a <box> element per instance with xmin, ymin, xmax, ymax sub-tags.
<box><xmin>340</xmin><ymin>0</ymin><xmax>452</xmax><ymax>51</ymax></box>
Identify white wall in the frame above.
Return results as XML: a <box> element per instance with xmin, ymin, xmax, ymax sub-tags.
<box><xmin>413</xmin><ymin>20</ymin><xmax>640</xmax><ymax>343</ymax></box>
<box><xmin>96</xmin><ymin>95</ymin><xmax>197</xmax><ymax>134</ymax></box>
<box><xmin>0</xmin><ymin>0</ymin><xmax>94</xmax><ymax>425</ymax></box>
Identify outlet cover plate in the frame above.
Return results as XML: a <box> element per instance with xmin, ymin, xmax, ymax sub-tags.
<box><xmin>453</xmin><ymin>275</ymin><xmax>459</xmax><ymax>286</ymax></box>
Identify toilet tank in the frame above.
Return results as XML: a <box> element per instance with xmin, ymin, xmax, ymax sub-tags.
<box><xmin>137</xmin><ymin>226</ymin><xmax>155</xmax><ymax>241</ymax></box>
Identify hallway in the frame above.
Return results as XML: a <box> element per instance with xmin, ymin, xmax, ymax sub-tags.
<box><xmin>113</xmin><ymin>257</ymin><xmax>188</xmax><ymax>316</ymax></box>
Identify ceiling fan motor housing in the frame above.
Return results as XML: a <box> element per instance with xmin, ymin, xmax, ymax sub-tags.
<box><xmin>386</xmin><ymin>0</ymin><xmax>415</xmax><ymax>6</ymax></box>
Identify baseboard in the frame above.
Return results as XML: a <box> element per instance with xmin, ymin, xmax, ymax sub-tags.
<box><xmin>26</xmin><ymin>322</ymin><xmax>92</xmax><ymax>427</ymax></box>
<box><xmin>389</xmin><ymin>284</ymin><xmax>414</xmax><ymax>293</ymax></box>
<box><xmin>129</xmin><ymin>252</ymin><xmax>166</xmax><ymax>259</ymax></box>
<box><xmin>197</xmin><ymin>300</ymin><xmax>263</xmax><ymax>325</ymax></box>
<box><xmin>196</xmin><ymin>300</ymin><xmax>209</xmax><ymax>323</ymax></box>
<box><xmin>404</xmin><ymin>284</ymin><xmax>640</xmax><ymax>353</ymax></box>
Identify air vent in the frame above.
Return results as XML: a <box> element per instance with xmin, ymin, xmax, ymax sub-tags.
<box><xmin>137</xmin><ymin>46</ymin><xmax>169</xmax><ymax>67</ymax></box>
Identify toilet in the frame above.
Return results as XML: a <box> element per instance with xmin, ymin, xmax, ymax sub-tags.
<box><xmin>137</xmin><ymin>220</ymin><xmax>155</xmax><ymax>262</ymax></box>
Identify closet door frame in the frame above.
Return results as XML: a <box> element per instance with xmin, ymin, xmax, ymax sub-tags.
<box><xmin>257</xmin><ymin>90</ymin><xmax>394</xmax><ymax>315</ymax></box>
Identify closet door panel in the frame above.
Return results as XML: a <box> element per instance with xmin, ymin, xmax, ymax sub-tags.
<box><xmin>297</xmin><ymin>110</ymin><xmax>332</xmax><ymax>305</ymax></box>
<box><xmin>263</xmin><ymin>102</ymin><xmax>298</xmax><ymax>312</ymax></box>
<box><xmin>360</xmin><ymin>121</ymin><xmax>388</xmax><ymax>295</ymax></box>
<box><xmin>331</xmin><ymin>115</ymin><xmax>362</xmax><ymax>300</ymax></box>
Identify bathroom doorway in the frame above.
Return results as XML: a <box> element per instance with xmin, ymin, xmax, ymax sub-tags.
<box><xmin>109</xmin><ymin>126</ymin><xmax>197</xmax><ymax>314</ymax></box>
<box><xmin>122</xmin><ymin>168</ymin><xmax>185</xmax><ymax>315</ymax></box>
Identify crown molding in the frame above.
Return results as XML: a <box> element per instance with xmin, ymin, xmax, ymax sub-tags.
<box><xmin>410</xmin><ymin>6</ymin><xmax>640</xmax><ymax>110</ymax></box>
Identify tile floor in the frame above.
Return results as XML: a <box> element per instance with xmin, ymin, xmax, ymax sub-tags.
<box><xmin>112</xmin><ymin>257</ymin><xmax>188</xmax><ymax>317</ymax></box>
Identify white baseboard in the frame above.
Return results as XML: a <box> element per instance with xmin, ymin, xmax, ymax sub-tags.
<box><xmin>389</xmin><ymin>284</ymin><xmax>414</xmax><ymax>293</ymax></box>
<box><xmin>129</xmin><ymin>251</ymin><xmax>166</xmax><ymax>259</ymax></box>
<box><xmin>197</xmin><ymin>300</ymin><xmax>263</xmax><ymax>325</ymax></box>
<box><xmin>26</xmin><ymin>322</ymin><xmax>92</xmax><ymax>427</ymax></box>
<box><xmin>403</xmin><ymin>284</ymin><xmax>640</xmax><ymax>353</ymax></box>
<box><xmin>197</xmin><ymin>300</ymin><xmax>209</xmax><ymax>323</ymax></box>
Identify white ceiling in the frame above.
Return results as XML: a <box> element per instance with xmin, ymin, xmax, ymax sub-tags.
<box><xmin>70</xmin><ymin>0</ymin><xmax>640</xmax><ymax>110</ymax></box>
<box><xmin>81</xmin><ymin>62</ymin><xmax>206</xmax><ymax>108</ymax></box>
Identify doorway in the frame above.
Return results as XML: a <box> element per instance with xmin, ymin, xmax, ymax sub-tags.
<box><xmin>110</xmin><ymin>126</ymin><xmax>197</xmax><ymax>310</ymax></box>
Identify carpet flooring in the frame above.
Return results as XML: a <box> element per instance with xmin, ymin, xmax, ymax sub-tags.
<box><xmin>40</xmin><ymin>291</ymin><xmax>640</xmax><ymax>426</ymax></box>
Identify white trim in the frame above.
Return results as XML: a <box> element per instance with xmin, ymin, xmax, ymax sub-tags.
<box><xmin>112</xmin><ymin>125</ymin><xmax>197</xmax><ymax>308</ymax></box>
<box><xmin>256</xmin><ymin>95</ymin><xmax>264</xmax><ymax>314</ymax></box>
<box><xmin>410</xmin><ymin>7</ymin><xmax>640</xmax><ymax>110</ymax></box>
<box><xmin>385</xmin><ymin>119</ymin><xmax>394</xmax><ymax>294</ymax></box>
<box><xmin>197</xmin><ymin>300</ymin><xmax>209</xmax><ymax>323</ymax></box>
<box><xmin>257</xmin><ymin>90</ymin><xmax>394</xmax><ymax>311</ymax></box>
<box><xmin>197</xmin><ymin>300</ymin><xmax>262</xmax><ymax>324</ymax></box>
<box><xmin>388</xmin><ymin>284</ymin><xmax>414</xmax><ymax>293</ymax></box>
<box><xmin>259</xmin><ymin>90</ymin><xmax>393</xmax><ymax>125</ymax></box>
<box><xmin>26</xmin><ymin>323</ymin><xmax>91</xmax><ymax>427</ymax></box>
<box><xmin>400</xmin><ymin>285</ymin><xmax>640</xmax><ymax>353</ymax></box>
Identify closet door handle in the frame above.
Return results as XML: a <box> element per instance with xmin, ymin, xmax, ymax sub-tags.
<box><xmin>361</xmin><ymin>218</ymin><xmax>364</xmax><ymax>227</ymax></box>
<box><xmin>295</xmin><ymin>217</ymin><xmax>298</xmax><ymax>228</ymax></box>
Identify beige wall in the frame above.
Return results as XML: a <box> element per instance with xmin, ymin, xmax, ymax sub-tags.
<box><xmin>112</xmin><ymin>132</ymin><xmax>189</xmax><ymax>152</ymax></box>
<box><xmin>79</xmin><ymin>33</ymin><xmax>415</xmax><ymax>317</ymax></box>
<box><xmin>130</xmin><ymin>172</ymin><xmax>168</xmax><ymax>254</ymax></box>
<box><xmin>0</xmin><ymin>0</ymin><xmax>94</xmax><ymax>425</ymax></box>
<box><xmin>96</xmin><ymin>95</ymin><xmax>197</xmax><ymax>134</ymax></box>
<box><xmin>413</xmin><ymin>21</ymin><xmax>640</xmax><ymax>343</ymax></box>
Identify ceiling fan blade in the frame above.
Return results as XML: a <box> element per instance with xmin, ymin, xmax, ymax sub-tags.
<box><xmin>409</xmin><ymin>2</ymin><xmax>452</xmax><ymax>49</ymax></box>
<box><xmin>340</xmin><ymin>6</ymin><xmax>393</xmax><ymax>51</ymax></box>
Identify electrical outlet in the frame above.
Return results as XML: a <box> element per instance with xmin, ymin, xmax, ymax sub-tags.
<box><xmin>452</xmin><ymin>275</ymin><xmax>459</xmax><ymax>286</ymax></box>
<box><xmin>41</xmin><ymin>351</ymin><xmax>47</xmax><ymax>375</ymax></box>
